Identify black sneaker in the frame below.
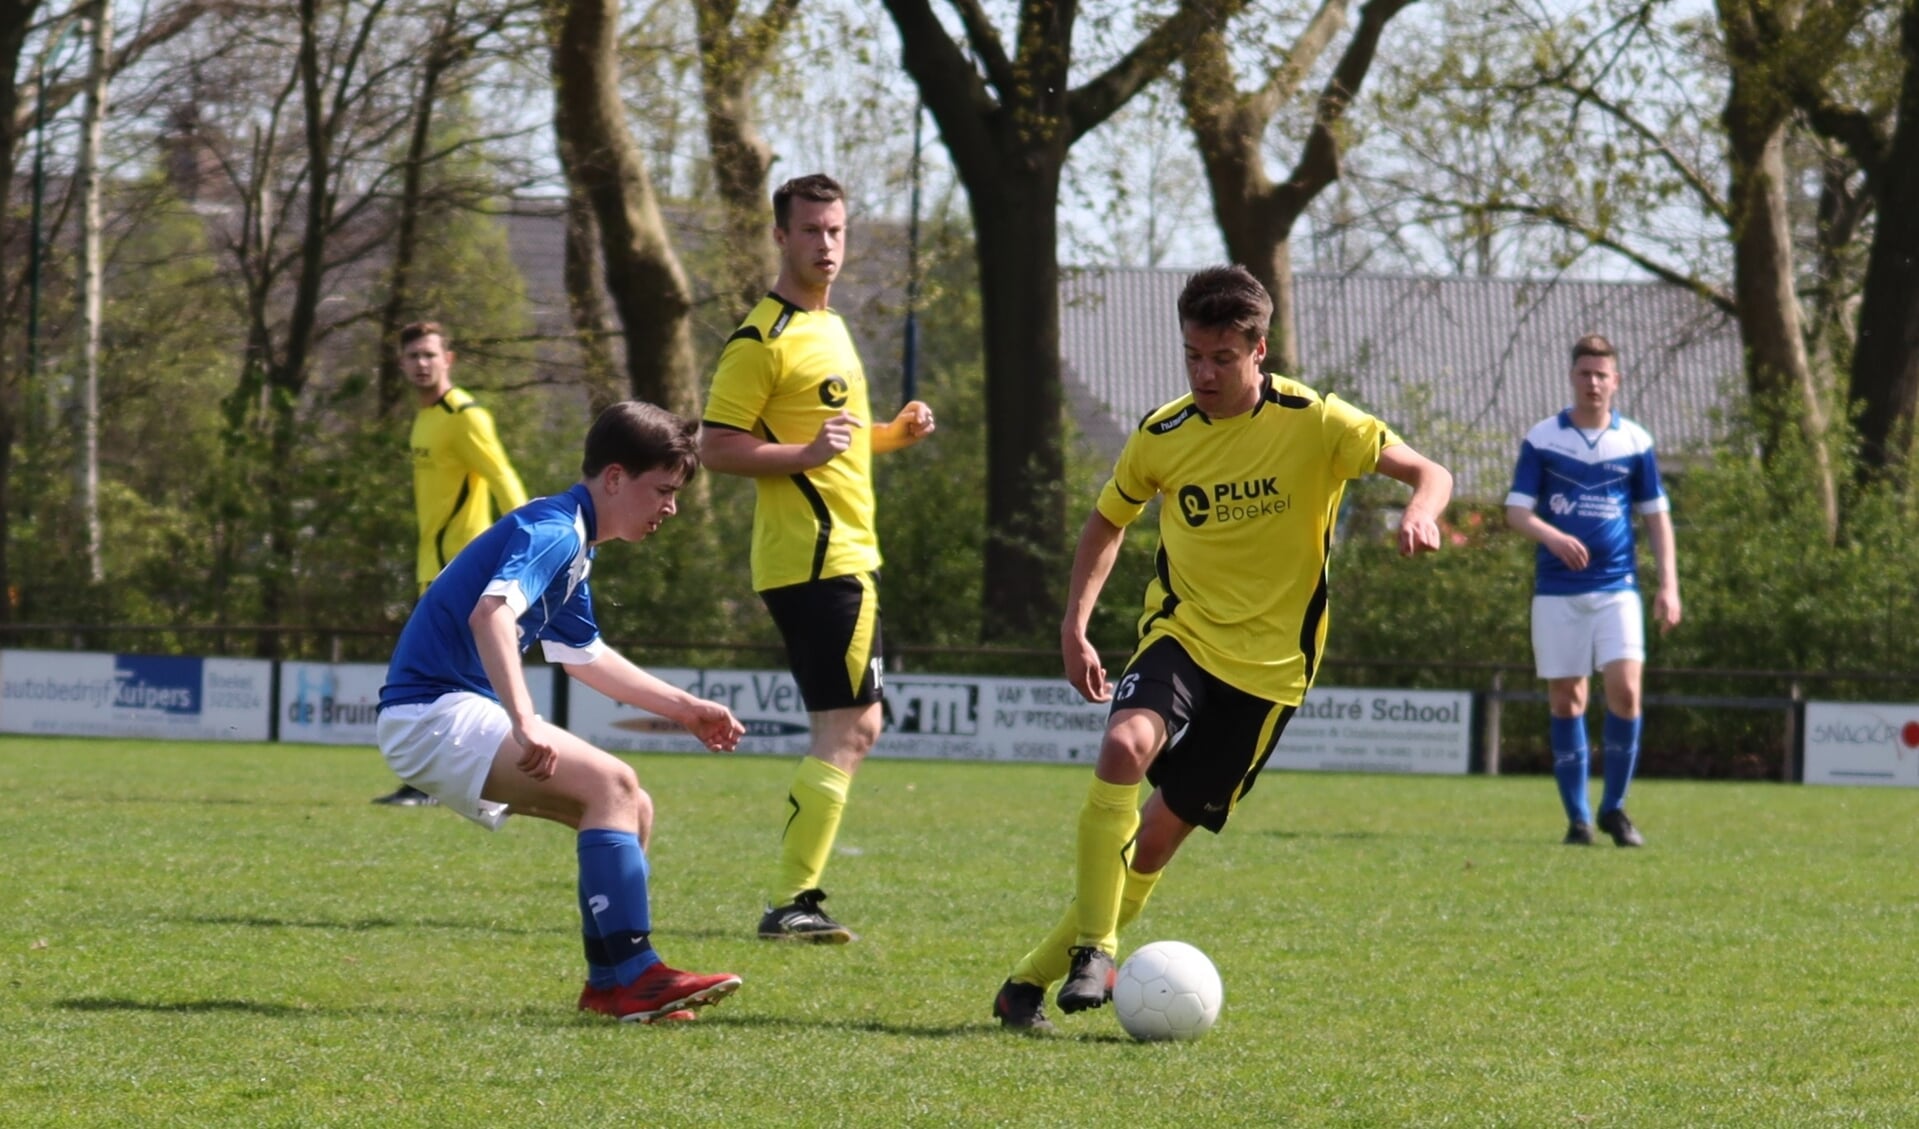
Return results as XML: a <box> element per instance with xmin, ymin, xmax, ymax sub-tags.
<box><xmin>1563</xmin><ymin>822</ymin><xmax>1595</xmax><ymax>845</ymax></box>
<box><xmin>757</xmin><ymin>888</ymin><xmax>858</xmax><ymax>943</ymax></box>
<box><xmin>993</xmin><ymin>979</ymin><xmax>1055</xmax><ymax>1033</ymax></box>
<box><xmin>1056</xmin><ymin>946</ymin><xmax>1116</xmax><ymax>1014</ymax></box>
<box><xmin>373</xmin><ymin>784</ymin><xmax>437</xmax><ymax>807</ymax></box>
<box><xmin>1597</xmin><ymin>808</ymin><xmax>1644</xmax><ymax>847</ymax></box>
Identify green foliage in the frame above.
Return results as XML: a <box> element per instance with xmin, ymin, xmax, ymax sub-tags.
<box><xmin>9</xmin><ymin>738</ymin><xmax>1919</xmax><ymax>1126</ymax></box>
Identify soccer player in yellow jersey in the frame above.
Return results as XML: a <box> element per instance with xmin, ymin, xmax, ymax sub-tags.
<box><xmin>700</xmin><ymin>174</ymin><xmax>934</xmax><ymax>942</ymax></box>
<box><xmin>375</xmin><ymin>321</ymin><xmax>531</xmax><ymax>807</ymax></box>
<box><xmin>992</xmin><ymin>266</ymin><xmax>1454</xmax><ymax>1032</ymax></box>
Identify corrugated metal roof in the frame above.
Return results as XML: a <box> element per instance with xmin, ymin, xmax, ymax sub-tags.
<box><xmin>1060</xmin><ymin>267</ymin><xmax>1742</xmax><ymax>500</ymax></box>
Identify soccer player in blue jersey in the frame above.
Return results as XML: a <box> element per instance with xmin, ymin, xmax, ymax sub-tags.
<box><xmin>1506</xmin><ymin>335</ymin><xmax>1682</xmax><ymax>847</ymax></box>
<box><xmin>377</xmin><ymin>401</ymin><xmax>748</xmax><ymax>1022</ymax></box>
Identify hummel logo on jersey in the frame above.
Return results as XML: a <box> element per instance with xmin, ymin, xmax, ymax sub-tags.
<box><xmin>819</xmin><ymin>375</ymin><xmax>850</xmax><ymax>407</ymax></box>
<box><xmin>1150</xmin><ymin>406</ymin><xmax>1201</xmax><ymax>434</ymax></box>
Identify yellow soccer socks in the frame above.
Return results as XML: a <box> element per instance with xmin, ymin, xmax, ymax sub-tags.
<box><xmin>774</xmin><ymin>756</ymin><xmax>851</xmax><ymax>904</ymax></box>
<box><xmin>1010</xmin><ymin>863</ymin><xmax>1165</xmax><ymax>987</ymax></box>
<box><xmin>1074</xmin><ymin>778</ymin><xmax>1142</xmax><ymax>949</ymax></box>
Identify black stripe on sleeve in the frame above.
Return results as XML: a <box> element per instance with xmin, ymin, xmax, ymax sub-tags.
<box><xmin>726</xmin><ymin>326</ymin><xmax>764</xmax><ymax>345</ymax></box>
<box><xmin>1113</xmin><ymin>483</ymin><xmax>1146</xmax><ymax>506</ymax></box>
<box><xmin>701</xmin><ymin>420</ymin><xmax>750</xmax><ymax>433</ymax></box>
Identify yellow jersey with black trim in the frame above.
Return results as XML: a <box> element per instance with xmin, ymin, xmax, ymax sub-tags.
<box><xmin>703</xmin><ymin>293</ymin><xmax>880</xmax><ymax>591</ymax></box>
<box><xmin>1095</xmin><ymin>375</ymin><xmax>1403</xmax><ymax>705</ymax></box>
<box><xmin>411</xmin><ymin>386</ymin><xmax>529</xmax><ymax>591</ymax></box>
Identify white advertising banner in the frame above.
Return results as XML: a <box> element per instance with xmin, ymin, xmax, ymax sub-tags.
<box><xmin>1271</xmin><ymin>688</ymin><xmax>1474</xmax><ymax>775</ymax></box>
<box><xmin>279</xmin><ymin>661</ymin><xmax>557</xmax><ymax>746</ymax></box>
<box><xmin>0</xmin><ymin>650</ymin><xmax>271</xmax><ymax>741</ymax></box>
<box><xmin>1803</xmin><ymin>701</ymin><xmax>1919</xmax><ymax>787</ymax></box>
<box><xmin>568</xmin><ymin>668</ymin><xmax>1472</xmax><ymax>773</ymax></box>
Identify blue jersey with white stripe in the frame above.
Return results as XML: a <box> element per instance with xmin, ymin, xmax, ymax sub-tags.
<box><xmin>380</xmin><ymin>483</ymin><xmax>607</xmax><ymax>710</ymax></box>
<box><xmin>1506</xmin><ymin>410</ymin><xmax>1668</xmax><ymax>596</ymax></box>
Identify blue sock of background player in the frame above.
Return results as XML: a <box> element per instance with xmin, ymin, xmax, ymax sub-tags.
<box><xmin>1551</xmin><ymin>715</ymin><xmax>1592</xmax><ymax>826</ymax></box>
<box><xmin>1598</xmin><ymin>711</ymin><xmax>1642</xmax><ymax>816</ymax></box>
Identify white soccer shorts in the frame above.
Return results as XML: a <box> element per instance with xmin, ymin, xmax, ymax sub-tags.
<box><xmin>377</xmin><ymin>691</ymin><xmax>514</xmax><ymax>830</ymax></box>
<box><xmin>1530</xmin><ymin>590</ymin><xmax>1646</xmax><ymax>679</ymax></box>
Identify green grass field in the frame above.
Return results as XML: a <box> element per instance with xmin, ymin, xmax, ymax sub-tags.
<box><xmin>4</xmin><ymin>735</ymin><xmax>1917</xmax><ymax>1127</ymax></box>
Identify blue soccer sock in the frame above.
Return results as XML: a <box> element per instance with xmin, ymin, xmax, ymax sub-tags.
<box><xmin>578</xmin><ymin>875</ymin><xmax>616</xmax><ymax>990</ymax></box>
<box><xmin>577</xmin><ymin>828</ymin><xmax>661</xmax><ymax>986</ymax></box>
<box><xmin>1550</xmin><ymin>715</ymin><xmax>1592</xmax><ymax>825</ymax></box>
<box><xmin>1599</xmin><ymin>711</ymin><xmax>1643</xmax><ymax>816</ymax></box>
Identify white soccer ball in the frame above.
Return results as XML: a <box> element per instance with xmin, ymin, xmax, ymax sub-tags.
<box><xmin>1112</xmin><ymin>940</ymin><xmax>1223</xmax><ymax>1042</ymax></box>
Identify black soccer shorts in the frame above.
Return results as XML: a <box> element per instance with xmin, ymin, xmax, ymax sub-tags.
<box><xmin>759</xmin><ymin>571</ymin><xmax>884</xmax><ymax>712</ymax></box>
<box><xmin>1111</xmin><ymin>635</ymin><xmax>1297</xmax><ymax>833</ymax></box>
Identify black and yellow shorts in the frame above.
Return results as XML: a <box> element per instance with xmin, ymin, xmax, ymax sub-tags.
<box><xmin>759</xmin><ymin>571</ymin><xmax>884</xmax><ymax>712</ymax></box>
<box><xmin>1112</xmin><ymin>635</ymin><xmax>1296</xmax><ymax>833</ymax></box>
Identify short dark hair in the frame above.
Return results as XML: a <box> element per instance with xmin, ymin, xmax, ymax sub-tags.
<box><xmin>1571</xmin><ymin>334</ymin><xmax>1617</xmax><ymax>366</ymax></box>
<box><xmin>398</xmin><ymin>321</ymin><xmax>448</xmax><ymax>350</ymax></box>
<box><xmin>1177</xmin><ymin>266</ymin><xmax>1273</xmax><ymax>345</ymax></box>
<box><xmin>773</xmin><ymin>173</ymin><xmax>845</xmax><ymax>229</ymax></box>
<box><xmin>581</xmin><ymin>401</ymin><xmax>701</xmax><ymax>482</ymax></box>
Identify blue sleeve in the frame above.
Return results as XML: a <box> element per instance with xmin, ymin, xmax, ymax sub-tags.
<box><xmin>1505</xmin><ymin>440</ymin><xmax>1544</xmax><ymax>508</ymax></box>
<box><xmin>490</xmin><ymin>519</ymin><xmax>576</xmax><ymax>608</ymax></box>
<box><xmin>1632</xmin><ymin>445</ymin><xmax>1665</xmax><ymax>506</ymax></box>
<box><xmin>537</xmin><ymin>577</ymin><xmax>599</xmax><ymax>649</ymax></box>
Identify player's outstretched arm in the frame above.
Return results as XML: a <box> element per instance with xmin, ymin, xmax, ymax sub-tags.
<box><xmin>1374</xmin><ymin>443</ymin><xmax>1453</xmax><ymax>557</ymax></box>
<box><xmin>700</xmin><ymin>415</ymin><xmax>861</xmax><ymax>477</ymax></box>
<box><xmin>1061</xmin><ymin>510</ymin><xmax>1126</xmax><ymax>703</ymax></box>
<box><xmin>872</xmin><ymin>400</ymin><xmax>935</xmax><ymax>454</ymax></box>
<box><xmin>565</xmin><ymin>648</ymin><xmax>745</xmax><ymax>751</ymax></box>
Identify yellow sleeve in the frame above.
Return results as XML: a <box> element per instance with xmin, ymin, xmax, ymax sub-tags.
<box><xmin>452</xmin><ymin>406</ymin><xmax>529</xmax><ymax>511</ymax></box>
<box><xmin>1322</xmin><ymin>393</ymin><xmax>1402</xmax><ymax>481</ymax></box>
<box><xmin>1093</xmin><ymin>432</ymin><xmax>1154</xmax><ymax>528</ymax></box>
<box><xmin>704</xmin><ymin>335</ymin><xmax>776</xmax><ymax>432</ymax></box>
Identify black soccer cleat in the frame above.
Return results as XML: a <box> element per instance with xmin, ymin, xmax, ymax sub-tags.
<box><xmin>1056</xmin><ymin>946</ymin><xmax>1116</xmax><ymax>1014</ymax></box>
<box><xmin>757</xmin><ymin>888</ymin><xmax>859</xmax><ymax>943</ymax></box>
<box><xmin>993</xmin><ymin>979</ymin><xmax>1056</xmax><ymax>1033</ymax></box>
<box><xmin>373</xmin><ymin>784</ymin><xmax>438</xmax><ymax>807</ymax></box>
<box><xmin>1597</xmin><ymin>808</ymin><xmax>1645</xmax><ymax>847</ymax></box>
<box><xmin>1563</xmin><ymin>822</ymin><xmax>1595</xmax><ymax>846</ymax></box>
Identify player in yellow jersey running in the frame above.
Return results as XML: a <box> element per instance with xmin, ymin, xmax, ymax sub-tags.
<box><xmin>375</xmin><ymin>321</ymin><xmax>531</xmax><ymax>808</ymax></box>
<box><xmin>700</xmin><ymin>174</ymin><xmax>934</xmax><ymax>942</ymax></box>
<box><xmin>991</xmin><ymin>265</ymin><xmax>1454</xmax><ymax>1032</ymax></box>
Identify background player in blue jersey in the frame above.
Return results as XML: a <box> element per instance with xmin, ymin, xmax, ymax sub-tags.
<box><xmin>377</xmin><ymin>401</ymin><xmax>748</xmax><ymax>1022</ymax></box>
<box><xmin>1506</xmin><ymin>335</ymin><xmax>1682</xmax><ymax>847</ymax></box>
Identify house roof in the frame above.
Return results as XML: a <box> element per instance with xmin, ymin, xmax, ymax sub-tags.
<box><xmin>1059</xmin><ymin>267</ymin><xmax>1742</xmax><ymax>500</ymax></box>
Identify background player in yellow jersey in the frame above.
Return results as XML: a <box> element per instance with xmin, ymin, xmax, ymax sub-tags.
<box><xmin>991</xmin><ymin>266</ymin><xmax>1454</xmax><ymax>1032</ymax></box>
<box><xmin>374</xmin><ymin>320</ymin><xmax>531</xmax><ymax>807</ymax></box>
<box><xmin>700</xmin><ymin>174</ymin><xmax>934</xmax><ymax>942</ymax></box>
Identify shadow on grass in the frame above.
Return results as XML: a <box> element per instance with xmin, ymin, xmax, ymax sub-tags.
<box><xmin>57</xmin><ymin>998</ymin><xmax>305</xmax><ymax>1017</ymax></box>
<box><xmin>176</xmin><ymin>914</ymin><xmax>554</xmax><ymax>935</ymax></box>
<box><xmin>675</xmin><ymin>1012</ymin><xmax>1135</xmax><ymax>1044</ymax></box>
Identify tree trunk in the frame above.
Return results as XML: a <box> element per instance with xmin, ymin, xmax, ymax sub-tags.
<box><xmin>696</xmin><ymin>0</ymin><xmax>793</xmax><ymax>318</ymax></box>
<box><xmin>1180</xmin><ymin>0</ymin><xmax>1411</xmax><ymax>377</ymax></box>
<box><xmin>0</xmin><ymin>3</ymin><xmax>41</xmax><ymax>627</ymax></box>
<box><xmin>1720</xmin><ymin>0</ymin><xmax>1840</xmax><ymax>540</ymax></box>
<box><xmin>1849</xmin><ymin>1</ymin><xmax>1919</xmax><ymax>477</ymax></box>
<box><xmin>73</xmin><ymin>0</ymin><xmax>110</xmax><ymax>584</ymax></box>
<box><xmin>562</xmin><ymin>184</ymin><xmax>624</xmax><ymax>414</ymax></box>
<box><xmin>973</xmin><ymin>171</ymin><xmax>1068</xmax><ymax>639</ymax></box>
<box><xmin>377</xmin><ymin>40</ymin><xmax>450</xmax><ymax>416</ymax></box>
<box><xmin>550</xmin><ymin>0</ymin><xmax>697</xmax><ymax>415</ymax></box>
